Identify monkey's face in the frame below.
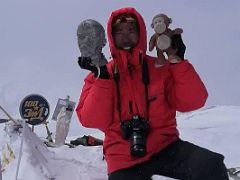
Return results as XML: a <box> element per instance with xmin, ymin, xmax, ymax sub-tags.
<box><xmin>152</xmin><ymin>16</ymin><xmax>167</xmax><ymax>34</ymax></box>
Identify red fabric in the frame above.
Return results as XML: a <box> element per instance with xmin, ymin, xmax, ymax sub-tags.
<box><xmin>76</xmin><ymin>7</ymin><xmax>208</xmax><ymax>174</ymax></box>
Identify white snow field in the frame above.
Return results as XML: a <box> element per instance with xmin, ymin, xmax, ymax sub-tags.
<box><xmin>1</xmin><ymin>105</ymin><xmax>240</xmax><ymax>180</ymax></box>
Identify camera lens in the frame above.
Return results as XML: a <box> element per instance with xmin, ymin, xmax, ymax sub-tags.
<box><xmin>130</xmin><ymin>131</ymin><xmax>147</xmax><ymax>157</ymax></box>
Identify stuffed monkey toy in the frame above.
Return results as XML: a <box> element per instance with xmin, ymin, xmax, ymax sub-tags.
<box><xmin>149</xmin><ymin>14</ymin><xmax>183</xmax><ymax>65</ymax></box>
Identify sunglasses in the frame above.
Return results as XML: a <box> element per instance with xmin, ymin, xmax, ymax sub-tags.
<box><xmin>112</xmin><ymin>15</ymin><xmax>137</xmax><ymax>26</ymax></box>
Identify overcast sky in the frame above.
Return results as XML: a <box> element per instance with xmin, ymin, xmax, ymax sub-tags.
<box><xmin>1</xmin><ymin>0</ymin><xmax>240</xmax><ymax>119</ymax></box>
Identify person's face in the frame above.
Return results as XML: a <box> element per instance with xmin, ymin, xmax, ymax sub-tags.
<box><xmin>112</xmin><ymin>22</ymin><xmax>139</xmax><ymax>50</ymax></box>
<box><xmin>77</xmin><ymin>25</ymin><xmax>103</xmax><ymax>57</ymax></box>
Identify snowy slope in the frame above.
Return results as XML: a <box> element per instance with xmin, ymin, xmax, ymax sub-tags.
<box><xmin>1</xmin><ymin>105</ymin><xmax>240</xmax><ymax>180</ymax></box>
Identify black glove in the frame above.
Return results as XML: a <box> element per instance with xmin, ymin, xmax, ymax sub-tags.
<box><xmin>171</xmin><ymin>34</ymin><xmax>186</xmax><ymax>59</ymax></box>
<box><xmin>78</xmin><ymin>57</ymin><xmax>110</xmax><ymax>79</ymax></box>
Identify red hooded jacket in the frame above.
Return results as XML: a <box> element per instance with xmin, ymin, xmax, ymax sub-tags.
<box><xmin>76</xmin><ymin>7</ymin><xmax>208</xmax><ymax>174</ymax></box>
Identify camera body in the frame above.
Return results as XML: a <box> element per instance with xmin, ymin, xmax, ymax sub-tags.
<box><xmin>120</xmin><ymin>115</ymin><xmax>149</xmax><ymax>157</ymax></box>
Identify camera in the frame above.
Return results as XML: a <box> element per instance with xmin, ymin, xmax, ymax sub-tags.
<box><xmin>120</xmin><ymin>115</ymin><xmax>149</xmax><ymax>157</ymax></box>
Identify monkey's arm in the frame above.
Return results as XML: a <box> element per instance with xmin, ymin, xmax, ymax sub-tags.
<box><xmin>173</xmin><ymin>28</ymin><xmax>183</xmax><ymax>35</ymax></box>
<box><xmin>149</xmin><ymin>34</ymin><xmax>157</xmax><ymax>51</ymax></box>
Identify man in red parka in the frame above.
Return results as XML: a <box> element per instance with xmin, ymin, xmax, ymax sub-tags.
<box><xmin>76</xmin><ymin>7</ymin><xmax>229</xmax><ymax>180</ymax></box>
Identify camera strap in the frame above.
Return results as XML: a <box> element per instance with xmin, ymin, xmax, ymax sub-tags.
<box><xmin>113</xmin><ymin>56</ymin><xmax>149</xmax><ymax>123</ymax></box>
<box><xmin>113</xmin><ymin>64</ymin><xmax>122</xmax><ymax>123</ymax></box>
<box><xmin>141</xmin><ymin>58</ymin><xmax>149</xmax><ymax>121</ymax></box>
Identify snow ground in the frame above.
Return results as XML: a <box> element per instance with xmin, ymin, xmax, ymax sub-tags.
<box><xmin>1</xmin><ymin>105</ymin><xmax>240</xmax><ymax>180</ymax></box>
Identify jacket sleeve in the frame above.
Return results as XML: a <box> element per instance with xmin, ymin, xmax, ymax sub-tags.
<box><xmin>165</xmin><ymin>60</ymin><xmax>208</xmax><ymax>112</ymax></box>
<box><xmin>76</xmin><ymin>73</ymin><xmax>114</xmax><ymax>131</ymax></box>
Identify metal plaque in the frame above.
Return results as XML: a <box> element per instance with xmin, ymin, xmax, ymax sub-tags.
<box><xmin>19</xmin><ymin>94</ymin><xmax>50</xmax><ymax>125</ymax></box>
